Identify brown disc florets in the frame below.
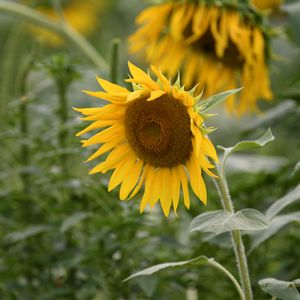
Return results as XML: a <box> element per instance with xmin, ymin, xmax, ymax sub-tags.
<box><xmin>124</xmin><ymin>94</ymin><xmax>193</xmax><ymax>168</ymax></box>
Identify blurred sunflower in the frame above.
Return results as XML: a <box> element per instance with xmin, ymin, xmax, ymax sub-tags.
<box><xmin>24</xmin><ymin>0</ymin><xmax>105</xmax><ymax>45</ymax></box>
<box><xmin>129</xmin><ymin>1</ymin><xmax>273</xmax><ymax>114</ymax></box>
<box><xmin>75</xmin><ymin>62</ymin><xmax>218</xmax><ymax>217</ymax></box>
<box><xmin>252</xmin><ymin>0</ymin><xmax>283</xmax><ymax>11</ymax></box>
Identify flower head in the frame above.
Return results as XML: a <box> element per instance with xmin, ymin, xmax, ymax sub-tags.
<box><xmin>129</xmin><ymin>1</ymin><xmax>273</xmax><ymax>114</ymax></box>
<box><xmin>75</xmin><ymin>62</ymin><xmax>218</xmax><ymax>217</ymax></box>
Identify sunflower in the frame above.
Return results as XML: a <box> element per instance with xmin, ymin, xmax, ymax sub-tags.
<box><xmin>129</xmin><ymin>1</ymin><xmax>273</xmax><ymax>114</ymax></box>
<box><xmin>25</xmin><ymin>0</ymin><xmax>105</xmax><ymax>45</ymax></box>
<box><xmin>75</xmin><ymin>62</ymin><xmax>218</xmax><ymax>217</ymax></box>
<box><xmin>252</xmin><ymin>0</ymin><xmax>283</xmax><ymax>11</ymax></box>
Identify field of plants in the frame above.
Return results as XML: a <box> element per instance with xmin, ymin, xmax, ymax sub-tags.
<box><xmin>0</xmin><ymin>0</ymin><xmax>299</xmax><ymax>299</ymax></box>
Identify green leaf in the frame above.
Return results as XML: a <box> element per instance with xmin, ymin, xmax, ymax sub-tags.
<box><xmin>124</xmin><ymin>255</ymin><xmax>245</xmax><ymax>299</ymax></box>
<box><xmin>190</xmin><ymin>209</ymin><xmax>269</xmax><ymax>234</ymax></box>
<box><xmin>266</xmin><ymin>184</ymin><xmax>300</xmax><ymax>220</ymax></box>
<box><xmin>198</xmin><ymin>88</ymin><xmax>242</xmax><ymax>112</ymax></box>
<box><xmin>124</xmin><ymin>256</ymin><xmax>211</xmax><ymax>282</ymax></box>
<box><xmin>259</xmin><ymin>278</ymin><xmax>300</xmax><ymax>300</ymax></box>
<box><xmin>4</xmin><ymin>225</ymin><xmax>51</xmax><ymax>243</ymax></box>
<box><xmin>219</xmin><ymin>128</ymin><xmax>274</xmax><ymax>165</ymax></box>
<box><xmin>60</xmin><ymin>212</ymin><xmax>90</xmax><ymax>233</ymax></box>
<box><xmin>249</xmin><ymin>212</ymin><xmax>300</xmax><ymax>253</ymax></box>
<box><xmin>241</xmin><ymin>100</ymin><xmax>297</xmax><ymax>133</ymax></box>
<box><xmin>293</xmin><ymin>161</ymin><xmax>300</xmax><ymax>176</ymax></box>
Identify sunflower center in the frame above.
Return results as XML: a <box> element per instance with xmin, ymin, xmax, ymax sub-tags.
<box><xmin>124</xmin><ymin>94</ymin><xmax>193</xmax><ymax>168</ymax></box>
<box><xmin>192</xmin><ymin>30</ymin><xmax>244</xmax><ymax>69</ymax></box>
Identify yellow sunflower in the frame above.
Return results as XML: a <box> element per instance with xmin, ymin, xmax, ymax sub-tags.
<box><xmin>25</xmin><ymin>0</ymin><xmax>105</xmax><ymax>45</ymax></box>
<box><xmin>129</xmin><ymin>1</ymin><xmax>273</xmax><ymax>114</ymax></box>
<box><xmin>252</xmin><ymin>0</ymin><xmax>283</xmax><ymax>11</ymax></box>
<box><xmin>75</xmin><ymin>62</ymin><xmax>218</xmax><ymax>217</ymax></box>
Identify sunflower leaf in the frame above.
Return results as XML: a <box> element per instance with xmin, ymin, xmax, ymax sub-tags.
<box><xmin>123</xmin><ymin>256</ymin><xmax>211</xmax><ymax>282</ymax></box>
<box><xmin>259</xmin><ymin>278</ymin><xmax>300</xmax><ymax>300</ymax></box>
<box><xmin>265</xmin><ymin>184</ymin><xmax>300</xmax><ymax>220</ymax></box>
<box><xmin>218</xmin><ymin>128</ymin><xmax>274</xmax><ymax>166</ymax></box>
<box><xmin>249</xmin><ymin>211</ymin><xmax>300</xmax><ymax>253</ymax></box>
<box><xmin>190</xmin><ymin>209</ymin><xmax>269</xmax><ymax>234</ymax></box>
<box><xmin>198</xmin><ymin>87</ymin><xmax>242</xmax><ymax>112</ymax></box>
<box><xmin>4</xmin><ymin>225</ymin><xmax>52</xmax><ymax>244</ymax></box>
<box><xmin>60</xmin><ymin>212</ymin><xmax>90</xmax><ymax>233</ymax></box>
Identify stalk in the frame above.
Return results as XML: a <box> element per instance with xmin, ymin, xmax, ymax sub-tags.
<box><xmin>109</xmin><ymin>38</ymin><xmax>120</xmax><ymax>84</ymax></box>
<box><xmin>20</xmin><ymin>96</ymin><xmax>30</xmax><ymax>193</ymax></box>
<box><xmin>213</xmin><ymin>162</ymin><xmax>253</xmax><ymax>300</ymax></box>
<box><xmin>19</xmin><ymin>62</ymin><xmax>31</xmax><ymax>193</ymax></box>
<box><xmin>57</xmin><ymin>82</ymin><xmax>68</xmax><ymax>172</ymax></box>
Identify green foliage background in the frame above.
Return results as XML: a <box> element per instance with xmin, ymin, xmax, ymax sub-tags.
<box><xmin>0</xmin><ymin>0</ymin><xmax>299</xmax><ymax>299</ymax></box>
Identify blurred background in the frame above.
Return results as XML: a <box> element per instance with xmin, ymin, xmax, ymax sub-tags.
<box><xmin>0</xmin><ymin>0</ymin><xmax>299</xmax><ymax>299</ymax></box>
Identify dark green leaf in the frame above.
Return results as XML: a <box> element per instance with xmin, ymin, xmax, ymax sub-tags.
<box><xmin>60</xmin><ymin>212</ymin><xmax>90</xmax><ymax>233</ymax></box>
<box><xmin>266</xmin><ymin>184</ymin><xmax>300</xmax><ymax>219</ymax></box>
<box><xmin>198</xmin><ymin>88</ymin><xmax>242</xmax><ymax>112</ymax></box>
<box><xmin>219</xmin><ymin>128</ymin><xmax>274</xmax><ymax>164</ymax></box>
<box><xmin>259</xmin><ymin>278</ymin><xmax>300</xmax><ymax>300</ymax></box>
<box><xmin>124</xmin><ymin>256</ymin><xmax>211</xmax><ymax>282</ymax></box>
<box><xmin>190</xmin><ymin>209</ymin><xmax>268</xmax><ymax>234</ymax></box>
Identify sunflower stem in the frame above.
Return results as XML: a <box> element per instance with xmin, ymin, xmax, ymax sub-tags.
<box><xmin>213</xmin><ymin>162</ymin><xmax>253</xmax><ymax>300</ymax></box>
<box><xmin>208</xmin><ymin>258</ymin><xmax>245</xmax><ymax>300</ymax></box>
<box><xmin>57</xmin><ymin>81</ymin><xmax>68</xmax><ymax>173</ymax></box>
<box><xmin>109</xmin><ymin>38</ymin><xmax>120</xmax><ymax>84</ymax></box>
<box><xmin>0</xmin><ymin>1</ymin><xmax>108</xmax><ymax>73</ymax></box>
<box><xmin>19</xmin><ymin>55</ymin><xmax>33</xmax><ymax>194</ymax></box>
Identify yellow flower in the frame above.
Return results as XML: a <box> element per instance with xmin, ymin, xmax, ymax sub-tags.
<box><xmin>252</xmin><ymin>0</ymin><xmax>283</xmax><ymax>11</ymax></box>
<box><xmin>25</xmin><ymin>0</ymin><xmax>105</xmax><ymax>45</ymax></box>
<box><xmin>129</xmin><ymin>1</ymin><xmax>273</xmax><ymax>115</ymax></box>
<box><xmin>75</xmin><ymin>62</ymin><xmax>218</xmax><ymax>217</ymax></box>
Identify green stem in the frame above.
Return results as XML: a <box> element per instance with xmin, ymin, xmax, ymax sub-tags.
<box><xmin>109</xmin><ymin>38</ymin><xmax>120</xmax><ymax>84</ymax></box>
<box><xmin>19</xmin><ymin>63</ymin><xmax>31</xmax><ymax>193</ymax></box>
<box><xmin>20</xmin><ymin>96</ymin><xmax>30</xmax><ymax>192</ymax></box>
<box><xmin>0</xmin><ymin>1</ymin><xmax>108</xmax><ymax>72</ymax></box>
<box><xmin>213</xmin><ymin>163</ymin><xmax>253</xmax><ymax>300</ymax></box>
<box><xmin>57</xmin><ymin>83</ymin><xmax>68</xmax><ymax>172</ymax></box>
<box><xmin>208</xmin><ymin>259</ymin><xmax>245</xmax><ymax>300</ymax></box>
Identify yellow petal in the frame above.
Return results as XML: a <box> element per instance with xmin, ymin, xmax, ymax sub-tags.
<box><xmin>202</xmin><ymin>136</ymin><xmax>219</xmax><ymax>162</ymax></box>
<box><xmin>74</xmin><ymin>103</ymin><xmax>124</xmax><ymax>117</ymax></box>
<box><xmin>96</xmin><ymin>76</ymin><xmax>130</xmax><ymax>95</ymax></box>
<box><xmin>191</xmin><ymin>125</ymin><xmax>203</xmax><ymax>156</ymax></box>
<box><xmin>89</xmin><ymin>144</ymin><xmax>131</xmax><ymax>174</ymax></box>
<box><xmin>81</xmin><ymin>111</ymin><xmax>125</xmax><ymax>121</ymax></box>
<box><xmin>140</xmin><ymin>167</ymin><xmax>156</xmax><ymax>213</ymax></box>
<box><xmin>149</xmin><ymin>169</ymin><xmax>161</xmax><ymax>209</ymax></box>
<box><xmin>119</xmin><ymin>159</ymin><xmax>144</xmax><ymax>200</ymax></box>
<box><xmin>76</xmin><ymin>120</ymin><xmax>115</xmax><ymax>136</ymax></box>
<box><xmin>126</xmin><ymin>90</ymin><xmax>151</xmax><ymax>102</ymax></box>
<box><xmin>177</xmin><ymin>165</ymin><xmax>190</xmax><ymax>209</ymax></box>
<box><xmin>81</xmin><ymin>124</ymin><xmax>124</xmax><ymax>147</ymax></box>
<box><xmin>159</xmin><ymin>168</ymin><xmax>172</xmax><ymax>217</ymax></box>
<box><xmin>147</xmin><ymin>90</ymin><xmax>166</xmax><ymax>101</ymax></box>
<box><xmin>171</xmin><ymin>167</ymin><xmax>180</xmax><ymax>213</ymax></box>
<box><xmin>108</xmin><ymin>153</ymin><xmax>137</xmax><ymax>191</ymax></box>
<box><xmin>151</xmin><ymin>65</ymin><xmax>171</xmax><ymax>93</ymax></box>
<box><xmin>128</xmin><ymin>165</ymin><xmax>149</xmax><ymax>199</ymax></box>
<box><xmin>186</xmin><ymin>153</ymin><xmax>207</xmax><ymax>204</ymax></box>
<box><xmin>83</xmin><ymin>90</ymin><xmax>126</xmax><ymax>104</ymax></box>
<box><xmin>128</xmin><ymin>61</ymin><xmax>160</xmax><ymax>91</ymax></box>
<box><xmin>85</xmin><ymin>139</ymin><xmax>123</xmax><ymax>162</ymax></box>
